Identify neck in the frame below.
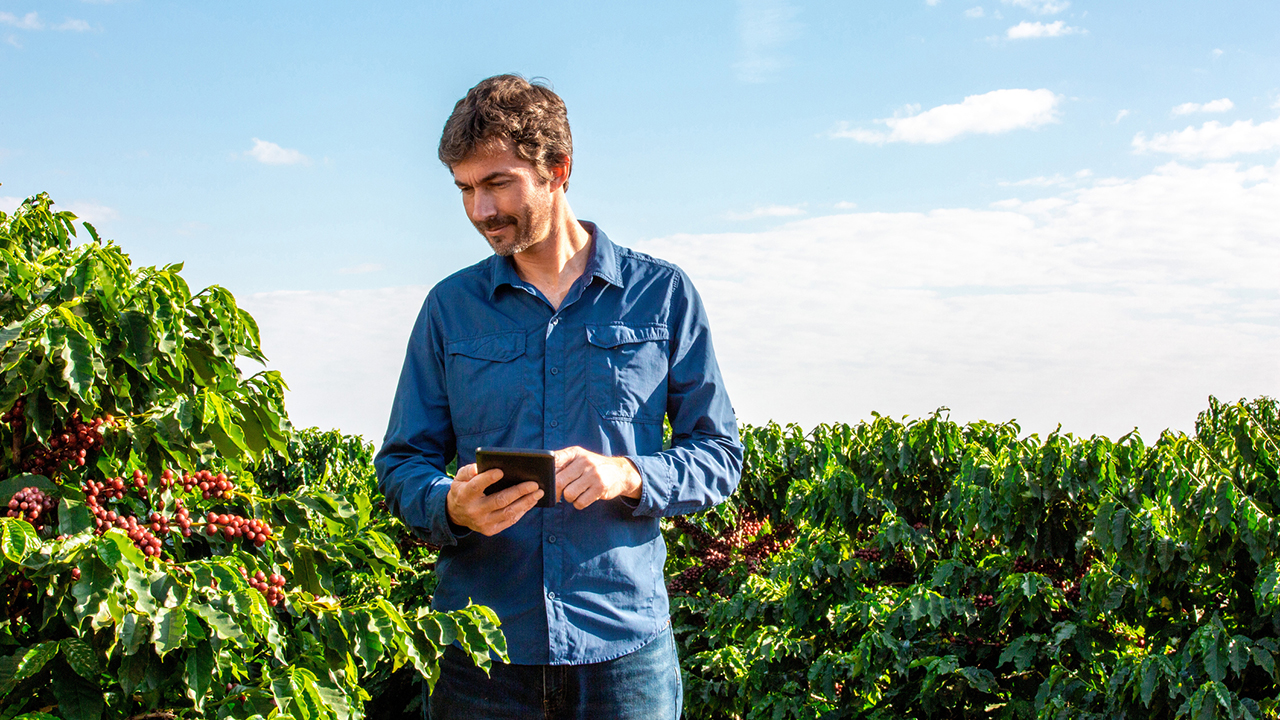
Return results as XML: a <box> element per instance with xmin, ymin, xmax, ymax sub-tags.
<box><xmin>510</xmin><ymin>199</ymin><xmax>592</xmax><ymax>309</ymax></box>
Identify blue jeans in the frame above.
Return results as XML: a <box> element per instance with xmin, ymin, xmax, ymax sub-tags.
<box><xmin>427</xmin><ymin>625</ymin><xmax>683</xmax><ymax>720</ymax></box>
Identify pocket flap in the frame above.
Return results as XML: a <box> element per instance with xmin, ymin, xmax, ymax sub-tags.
<box><xmin>585</xmin><ymin>323</ymin><xmax>669</xmax><ymax>349</ymax></box>
<box><xmin>446</xmin><ymin>331</ymin><xmax>526</xmax><ymax>362</ymax></box>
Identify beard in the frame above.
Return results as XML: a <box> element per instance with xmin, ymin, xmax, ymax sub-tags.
<box><xmin>474</xmin><ymin>198</ymin><xmax>551</xmax><ymax>258</ymax></box>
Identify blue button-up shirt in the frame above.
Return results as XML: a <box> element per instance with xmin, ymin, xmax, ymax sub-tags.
<box><xmin>375</xmin><ymin>222</ymin><xmax>743</xmax><ymax>665</ymax></box>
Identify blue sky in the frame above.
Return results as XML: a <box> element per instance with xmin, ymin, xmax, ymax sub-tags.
<box><xmin>3</xmin><ymin>0</ymin><xmax>1278</xmax><ymax>444</ymax></box>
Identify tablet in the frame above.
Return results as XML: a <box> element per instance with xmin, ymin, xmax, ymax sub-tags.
<box><xmin>475</xmin><ymin>447</ymin><xmax>557</xmax><ymax>508</ymax></box>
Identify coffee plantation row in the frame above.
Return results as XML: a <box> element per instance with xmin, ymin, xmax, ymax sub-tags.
<box><xmin>2</xmin><ymin>194</ymin><xmax>1276</xmax><ymax>719</ymax></box>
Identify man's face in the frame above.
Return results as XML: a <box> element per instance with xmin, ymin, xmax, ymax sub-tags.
<box><xmin>452</xmin><ymin>142</ymin><xmax>556</xmax><ymax>257</ymax></box>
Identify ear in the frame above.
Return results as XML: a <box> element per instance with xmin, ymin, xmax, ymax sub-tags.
<box><xmin>547</xmin><ymin>158</ymin><xmax>571</xmax><ymax>192</ymax></box>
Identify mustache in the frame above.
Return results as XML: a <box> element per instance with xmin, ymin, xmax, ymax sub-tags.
<box><xmin>476</xmin><ymin>215</ymin><xmax>519</xmax><ymax>232</ymax></box>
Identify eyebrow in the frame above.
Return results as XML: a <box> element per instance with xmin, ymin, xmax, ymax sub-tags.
<box><xmin>455</xmin><ymin>170</ymin><xmax>513</xmax><ymax>189</ymax></box>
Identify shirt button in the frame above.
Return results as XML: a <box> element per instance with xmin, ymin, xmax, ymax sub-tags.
<box><xmin>548</xmin><ymin>535</ymin><xmax>557</xmax><ymax>543</ymax></box>
<box><xmin>550</xmin><ymin>420</ymin><xmax>559</xmax><ymax>428</ymax></box>
<box><xmin>550</xmin><ymin>367</ymin><xmax>559</xmax><ymax>375</ymax></box>
<box><xmin>547</xmin><ymin>591</ymin><xmax>556</xmax><ymax>600</ymax></box>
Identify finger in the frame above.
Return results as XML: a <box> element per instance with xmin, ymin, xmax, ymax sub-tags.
<box><xmin>465</xmin><ymin>467</ymin><xmax>505</xmax><ymax>495</ymax></box>
<box><xmin>572</xmin><ymin>483</ymin><xmax>602</xmax><ymax>510</ymax></box>
<box><xmin>554</xmin><ymin>459</ymin><xmax>587</xmax><ymax>500</ymax></box>
<box><xmin>483</xmin><ymin>488</ymin><xmax>544</xmax><ymax>535</ymax></box>
<box><xmin>486</xmin><ymin>481</ymin><xmax>542</xmax><ymax>511</ymax></box>
<box><xmin>553</xmin><ymin>446</ymin><xmax>584</xmax><ymax>470</ymax></box>
<box><xmin>455</xmin><ymin>463</ymin><xmax>479</xmax><ymax>482</ymax></box>
<box><xmin>561</xmin><ymin>472</ymin><xmax>596</xmax><ymax>504</ymax></box>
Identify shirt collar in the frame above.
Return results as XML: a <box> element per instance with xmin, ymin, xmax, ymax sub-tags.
<box><xmin>489</xmin><ymin>220</ymin><xmax>623</xmax><ymax>299</ymax></box>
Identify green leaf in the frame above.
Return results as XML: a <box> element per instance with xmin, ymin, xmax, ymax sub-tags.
<box><xmin>50</xmin><ymin>665</ymin><xmax>104</xmax><ymax>720</ymax></box>
<box><xmin>957</xmin><ymin>666</ymin><xmax>998</xmax><ymax>694</ymax></box>
<box><xmin>1139</xmin><ymin>656</ymin><xmax>1166</xmax><ymax>707</ymax></box>
<box><xmin>1252</xmin><ymin>646</ymin><xmax>1275</xmax><ymax>678</ymax></box>
<box><xmin>60</xmin><ymin>331</ymin><xmax>99</xmax><ymax>401</ymax></box>
<box><xmin>59</xmin><ymin>638</ymin><xmax>101</xmax><ymax>679</ymax></box>
<box><xmin>72</xmin><ymin>560</ymin><xmax>115</xmax><ymax>624</ymax></box>
<box><xmin>191</xmin><ymin>602</ymin><xmax>245</xmax><ymax>645</ymax></box>
<box><xmin>185</xmin><ymin>641</ymin><xmax>215</xmax><ymax>710</ymax></box>
<box><xmin>0</xmin><ymin>320</ymin><xmax>22</xmax><ymax>349</ymax></box>
<box><xmin>998</xmin><ymin>635</ymin><xmax>1037</xmax><ymax>672</ymax></box>
<box><xmin>100</xmin><ymin>529</ymin><xmax>146</xmax><ymax>569</ymax></box>
<box><xmin>1</xmin><ymin>518</ymin><xmax>41</xmax><ymax>562</ymax></box>
<box><xmin>116</xmin><ymin>613</ymin><xmax>148</xmax><ymax>656</ymax></box>
<box><xmin>151</xmin><ymin>605</ymin><xmax>188</xmax><ymax>657</ymax></box>
<box><xmin>58</xmin><ymin>496</ymin><xmax>94</xmax><ymax>536</ymax></box>
<box><xmin>1111</xmin><ymin>506</ymin><xmax>1130</xmax><ymax>551</ymax></box>
<box><xmin>314</xmin><ymin>682</ymin><xmax>353</xmax><ymax>720</ymax></box>
<box><xmin>1229</xmin><ymin>636</ymin><xmax>1251</xmax><ymax>674</ymax></box>
<box><xmin>299</xmin><ymin>492</ymin><xmax>359</xmax><ymax>527</ymax></box>
<box><xmin>293</xmin><ymin>544</ymin><xmax>324</xmax><ymax>595</ymax></box>
<box><xmin>0</xmin><ymin>642</ymin><xmax>59</xmax><ymax>697</ymax></box>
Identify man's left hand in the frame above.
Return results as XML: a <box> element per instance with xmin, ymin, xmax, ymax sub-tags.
<box><xmin>553</xmin><ymin>446</ymin><xmax>642</xmax><ymax>510</ymax></box>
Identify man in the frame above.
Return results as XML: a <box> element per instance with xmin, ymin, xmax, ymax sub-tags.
<box><xmin>375</xmin><ymin>74</ymin><xmax>742</xmax><ymax>720</ymax></box>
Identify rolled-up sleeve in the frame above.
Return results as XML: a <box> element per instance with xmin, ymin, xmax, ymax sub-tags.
<box><xmin>374</xmin><ymin>293</ymin><xmax>464</xmax><ymax>546</ymax></box>
<box><xmin>627</xmin><ymin>269</ymin><xmax>743</xmax><ymax>517</ymax></box>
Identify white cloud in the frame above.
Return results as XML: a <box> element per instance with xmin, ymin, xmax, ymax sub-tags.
<box><xmin>1212</xmin><ymin>48</ymin><xmax>1223</xmax><ymax>58</ymax></box>
<box><xmin>926</xmin><ymin>0</ymin><xmax>941</xmax><ymax>5</ymax></box>
<box><xmin>1000</xmin><ymin>174</ymin><xmax>1066</xmax><ymax>187</ymax></box>
<box><xmin>54</xmin><ymin>19</ymin><xmax>91</xmax><ymax>32</ymax></box>
<box><xmin>246</xmin><ymin>160</ymin><xmax>1280</xmax><ymax>446</ymax></box>
<box><xmin>338</xmin><ymin>262</ymin><xmax>385</xmax><ymax>275</ymax></box>
<box><xmin>1172</xmin><ymin>98</ymin><xmax>1234</xmax><ymax>115</ymax></box>
<box><xmin>1002</xmin><ymin>0</ymin><xmax>1068</xmax><ymax>13</ymax></box>
<box><xmin>734</xmin><ymin>0</ymin><xmax>801</xmax><ymax>84</ymax></box>
<box><xmin>247</xmin><ymin>138</ymin><xmax>309</xmax><ymax>166</ymax></box>
<box><xmin>0</xmin><ymin>11</ymin><xmax>42</xmax><ymax>30</ymax></box>
<box><xmin>1133</xmin><ymin>115</ymin><xmax>1280</xmax><ymax>159</ymax></box>
<box><xmin>1007</xmin><ymin>20</ymin><xmax>1082</xmax><ymax>38</ymax></box>
<box><xmin>834</xmin><ymin>88</ymin><xmax>1061</xmax><ymax>145</ymax></box>
<box><xmin>965</xmin><ymin>6</ymin><xmax>985</xmax><ymax>17</ymax></box>
<box><xmin>0</xmin><ymin>196</ymin><xmax>22</xmax><ymax>213</ymax></box>
<box><xmin>1114</xmin><ymin>109</ymin><xmax>1131</xmax><ymax>123</ymax></box>
<box><xmin>998</xmin><ymin>169</ymin><xmax>1093</xmax><ymax>188</ymax></box>
<box><xmin>241</xmin><ymin>287</ymin><xmax>430</xmax><ymax>444</ymax></box>
<box><xmin>632</xmin><ymin>159</ymin><xmax>1280</xmax><ymax>438</ymax></box>
<box><xmin>4</xmin><ymin>34</ymin><xmax>19</xmax><ymax>48</ymax></box>
<box><xmin>834</xmin><ymin>201</ymin><xmax>858</xmax><ymax>210</ymax></box>
<box><xmin>723</xmin><ymin>204</ymin><xmax>806</xmax><ymax>221</ymax></box>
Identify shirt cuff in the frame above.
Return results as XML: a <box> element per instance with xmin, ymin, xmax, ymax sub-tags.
<box><xmin>625</xmin><ymin>454</ymin><xmax>673</xmax><ymax>517</ymax></box>
<box><xmin>426</xmin><ymin>481</ymin><xmax>470</xmax><ymax>545</ymax></box>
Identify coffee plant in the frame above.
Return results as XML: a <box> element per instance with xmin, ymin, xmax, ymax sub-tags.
<box><xmin>665</xmin><ymin>397</ymin><xmax>1280</xmax><ymax>719</ymax></box>
<box><xmin>0</xmin><ymin>194</ymin><xmax>503</xmax><ymax>719</ymax></box>
<box><xmin>6</xmin><ymin>190</ymin><xmax>1274</xmax><ymax>720</ymax></box>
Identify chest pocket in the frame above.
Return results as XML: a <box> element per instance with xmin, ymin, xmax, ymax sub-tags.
<box><xmin>445</xmin><ymin>331</ymin><xmax>527</xmax><ymax>438</ymax></box>
<box><xmin>585</xmin><ymin>323</ymin><xmax>669</xmax><ymax>424</ymax></box>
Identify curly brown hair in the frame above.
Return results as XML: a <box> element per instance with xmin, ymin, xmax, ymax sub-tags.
<box><xmin>438</xmin><ymin>74</ymin><xmax>574</xmax><ymax>191</ymax></box>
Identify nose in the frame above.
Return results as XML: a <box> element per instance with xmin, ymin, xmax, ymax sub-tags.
<box><xmin>470</xmin><ymin>189</ymin><xmax>497</xmax><ymax>221</ymax></box>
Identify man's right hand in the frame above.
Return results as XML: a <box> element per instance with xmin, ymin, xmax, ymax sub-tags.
<box><xmin>446</xmin><ymin>463</ymin><xmax>544</xmax><ymax>536</ymax></box>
